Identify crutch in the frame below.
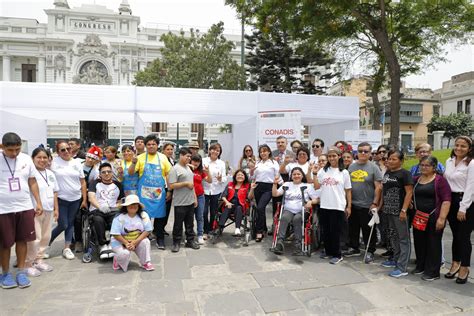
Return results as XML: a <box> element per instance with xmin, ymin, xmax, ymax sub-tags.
<box><xmin>300</xmin><ymin>185</ymin><xmax>308</xmax><ymax>256</ymax></box>
<box><xmin>270</xmin><ymin>186</ymin><xmax>288</xmax><ymax>251</ymax></box>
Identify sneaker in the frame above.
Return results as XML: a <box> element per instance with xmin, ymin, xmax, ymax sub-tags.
<box><xmin>1</xmin><ymin>273</ymin><xmax>18</xmax><ymax>289</ymax></box>
<box><xmin>320</xmin><ymin>250</ymin><xmax>330</xmax><ymax>259</ymax></box>
<box><xmin>112</xmin><ymin>257</ymin><xmax>120</xmax><ymax>271</ymax></box>
<box><xmin>107</xmin><ymin>251</ymin><xmax>115</xmax><ymax>258</ymax></box>
<box><xmin>389</xmin><ymin>269</ymin><xmax>408</xmax><ymax>278</ymax></box>
<box><xmin>381</xmin><ymin>250</ymin><xmax>393</xmax><ymax>258</ymax></box>
<box><xmin>329</xmin><ymin>257</ymin><xmax>343</xmax><ymax>265</ymax></box>
<box><xmin>62</xmin><ymin>248</ymin><xmax>75</xmax><ymax>260</ymax></box>
<box><xmin>171</xmin><ymin>243</ymin><xmax>180</xmax><ymax>253</ymax></box>
<box><xmin>421</xmin><ymin>274</ymin><xmax>440</xmax><ymax>281</ymax></box>
<box><xmin>75</xmin><ymin>242</ymin><xmax>83</xmax><ymax>253</ymax></box>
<box><xmin>26</xmin><ymin>267</ymin><xmax>41</xmax><ymax>277</ymax></box>
<box><xmin>34</xmin><ymin>262</ymin><xmax>53</xmax><ymax>272</ymax></box>
<box><xmin>364</xmin><ymin>252</ymin><xmax>375</xmax><ymax>264</ymax></box>
<box><xmin>343</xmin><ymin>248</ymin><xmax>361</xmax><ymax>257</ymax></box>
<box><xmin>273</xmin><ymin>241</ymin><xmax>284</xmax><ymax>255</ymax></box>
<box><xmin>233</xmin><ymin>228</ymin><xmax>241</xmax><ymax>236</ymax></box>
<box><xmin>197</xmin><ymin>236</ymin><xmax>205</xmax><ymax>245</ymax></box>
<box><xmin>411</xmin><ymin>268</ymin><xmax>424</xmax><ymax>275</ymax></box>
<box><xmin>156</xmin><ymin>239</ymin><xmax>165</xmax><ymax>250</ymax></box>
<box><xmin>381</xmin><ymin>260</ymin><xmax>397</xmax><ymax>268</ymax></box>
<box><xmin>99</xmin><ymin>245</ymin><xmax>109</xmax><ymax>259</ymax></box>
<box><xmin>142</xmin><ymin>262</ymin><xmax>155</xmax><ymax>271</ymax></box>
<box><xmin>185</xmin><ymin>241</ymin><xmax>200</xmax><ymax>250</ymax></box>
<box><xmin>16</xmin><ymin>271</ymin><xmax>32</xmax><ymax>288</ymax></box>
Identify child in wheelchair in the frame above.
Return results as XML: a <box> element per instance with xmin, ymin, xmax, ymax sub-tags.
<box><xmin>271</xmin><ymin>167</ymin><xmax>319</xmax><ymax>256</ymax></box>
<box><xmin>87</xmin><ymin>162</ymin><xmax>124</xmax><ymax>259</ymax></box>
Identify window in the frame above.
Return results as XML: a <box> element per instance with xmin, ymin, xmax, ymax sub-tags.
<box><xmin>191</xmin><ymin>123</ymin><xmax>201</xmax><ymax>133</ymax></box>
<box><xmin>457</xmin><ymin>100</ymin><xmax>463</xmax><ymax>113</ymax></box>
<box><xmin>12</xmin><ymin>27</ymin><xmax>22</xmax><ymax>33</ymax></box>
<box><xmin>152</xmin><ymin>122</ymin><xmax>167</xmax><ymax>132</ymax></box>
<box><xmin>0</xmin><ymin>26</ymin><xmax>8</xmax><ymax>31</ymax></box>
<box><xmin>433</xmin><ymin>105</ymin><xmax>440</xmax><ymax>116</ymax></box>
<box><xmin>26</xmin><ymin>28</ymin><xmax>37</xmax><ymax>33</ymax></box>
<box><xmin>466</xmin><ymin>99</ymin><xmax>471</xmax><ymax>115</ymax></box>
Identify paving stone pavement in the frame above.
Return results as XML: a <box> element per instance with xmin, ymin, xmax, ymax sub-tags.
<box><xmin>1</xmin><ymin>210</ymin><xmax>473</xmax><ymax>316</ymax></box>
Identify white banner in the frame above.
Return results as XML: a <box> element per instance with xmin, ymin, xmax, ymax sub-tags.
<box><xmin>258</xmin><ymin>110</ymin><xmax>301</xmax><ymax>151</ymax></box>
<box><xmin>344</xmin><ymin>129</ymin><xmax>383</xmax><ymax>150</ymax></box>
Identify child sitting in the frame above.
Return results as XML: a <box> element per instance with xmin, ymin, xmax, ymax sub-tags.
<box><xmin>110</xmin><ymin>195</ymin><xmax>154</xmax><ymax>272</ymax></box>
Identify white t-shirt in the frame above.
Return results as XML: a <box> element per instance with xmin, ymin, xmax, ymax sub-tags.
<box><xmin>32</xmin><ymin>169</ymin><xmax>59</xmax><ymax>212</ymax></box>
<box><xmin>202</xmin><ymin>157</ymin><xmax>227</xmax><ymax>195</ymax></box>
<box><xmin>0</xmin><ymin>153</ymin><xmax>36</xmax><ymax>214</ymax></box>
<box><xmin>51</xmin><ymin>157</ymin><xmax>85</xmax><ymax>201</ymax></box>
<box><xmin>317</xmin><ymin>167</ymin><xmax>352</xmax><ymax>211</ymax></box>
<box><xmin>285</xmin><ymin>162</ymin><xmax>310</xmax><ymax>176</ymax></box>
<box><xmin>310</xmin><ymin>155</ymin><xmax>319</xmax><ymax>164</ymax></box>
<box><xmin>254</xmin><ymin>159</ymin><xmax>280</xmax><ymax>183</ymax></box>
<box><xmin>277</xmin><ymin>182</ymin><xmax>318</xmax><ymax>214</ymax></box>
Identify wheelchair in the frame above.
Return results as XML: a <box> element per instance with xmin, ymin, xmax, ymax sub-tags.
<box><xmin>269</xmin><ymin>186</ymin><xmax>319</xmax><ymax>257</ymax></box>
<box><xmin>209</xmin><ymin>199</ymin><xmax>256</xmax><ymax>246</ymax></box>
<box><xmin>81</xmin><ymin>209</ymin><xmax>115</xmax><ymax>263</ymax></box>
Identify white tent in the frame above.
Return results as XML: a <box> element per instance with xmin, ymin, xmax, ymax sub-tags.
<box><xmin>0</xmin><ymin>82</ymin><xmax>359</xmax><ymax>166</ymax></box>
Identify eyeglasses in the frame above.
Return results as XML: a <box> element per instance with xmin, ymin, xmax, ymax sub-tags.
<box><xmin>59</xmin><ymin>147</ymin><xmax>71</xmax><ymax>153</ymax></box>
<box><xmin>312</xmin><ymin>144</ymin><xmax>321</xmax><ymax>148</ymax></box>
<box><xmin>358</xmin><ymin>150</ymin><xmax>370</xmax><ymax>154</ymax></box>
<box><xmin>100</xmin><ymin>170</ymin><xmax>113</xmax><ymax>174</ymax></box>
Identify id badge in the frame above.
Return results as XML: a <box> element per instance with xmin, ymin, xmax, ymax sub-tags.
<box><xmin>46</xmin><ymin>187</ymin><xmax>54</xmax><ymax>198</ymax></box>
<box><xmin>8</xmin><ymin>177</ymin><xmax>21</xmax><ymax>192</ymax></box>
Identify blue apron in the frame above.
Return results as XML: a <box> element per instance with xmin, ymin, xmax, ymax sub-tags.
<box><xmin>137</xmin><ymin>153</ymin><xmax>166</xmax><ymax>218</ymax></box>
<box><xmin>122</xmin><ymin>160</ymin><xmax>139</xmax><ymax>196</ymax></box>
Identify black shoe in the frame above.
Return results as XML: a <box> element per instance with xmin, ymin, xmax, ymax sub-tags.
<box><xmin>292</xmin><ymin>241</ymin><xmax>304</xmax><ymax>256</ymax></box>
<box><xmin>185</xmin><ymin>241</ymin><xmax>200</xmax><ymax>250</ymax></box>
<box><xmin>445</xmin><ymin>267</ymin><xmax>460</xmax><ymax>279</ymax></box>
<box><xmin>421</xmin><ymin>274</ymin><xmax>440</xmax><ymax>281</ymax></box>
<box><xmin>380</xmin><ymin>250</ymin><xmax>393</xmax><ymax>258</ymax></box>
<box><xmin>411</xmin><ymin>268</ymin><xmax>424</xmax><ymax>275</ymax></box>
<box><xmin>267</xmin><ymin>229</ymin><xmax>274</xmax><ymax>236</ymax></box>
<box><xmin>455</xmin><ymin>271</ymin><xmax>469</xmax><ymax>284</ymax></box>
<box><xmin>273</xmin><ymin>241</ymin><xmax>284</xmax><ymax>255</ymax></box>
<box><xmin>343</xmin><ymin>248</ymin><xmax>361</xmax><ymax>257</ymax></box>
<box><xmin>171</xmin><ymin>243</ymin><xmax>180</xmax><ymax>253</ymax></box>
<box><xmin>156</xmin><ymin>239</ymin><xmax>165</xmax><ymax>250</ymax></box>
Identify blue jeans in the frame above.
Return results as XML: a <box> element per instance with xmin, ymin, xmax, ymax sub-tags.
<box><xmin>50</xmin><ymin>198</ymin><xmax>81</xmax><ymax>245</ymax></box>
<box><xmin>194</xmin><ymin>194</ymin><xmax>205</xmax><ymax>237</ymax></box>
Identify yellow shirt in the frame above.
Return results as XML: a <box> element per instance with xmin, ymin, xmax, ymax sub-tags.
<box><xmin>135</xmin><ymin>152</ymin><xmax>171</xmax><ymax>178</ymax></box>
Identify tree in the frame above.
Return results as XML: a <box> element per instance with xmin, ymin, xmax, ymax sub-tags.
<box><xmin>245</xmin><ymin>27</ymin><xmax>337</xmax><ymax>94</ymax></box>
<box><xmin>133</xmin><ymin>22</ymin><xmax>245</xmax><ymax>90</ymax></box>
<box><xmin>228</xmin><ymin>0</ymin><xmax>473</xmax><ymax>144</ymax></box>
<box><xmin>427</xmin><ymin>113</ymin><xmax>474</xmax><ymax>148</ymax></box>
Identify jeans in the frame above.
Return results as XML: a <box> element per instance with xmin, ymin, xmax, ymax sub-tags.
<box><xmin>204</xmin><ymin>194</ymin><xmax>220</xmax><ymax>234</ymax></box>
<box><xmin>194</xmin><ymin>194</ymin><xmax>205</xmax><ymax>237</ymax></box>
<box><xmin>277</xmin><ymin>211</ymin><xmax>302</xmax><ymax>242</ymax></box>
<box><xmin>219</xmin><ymin>205</ymin><xmax>243</xmax><ymax>229</ymax></box>
<box><xmin>50</xmin><ymin>198</ymin><xmax>81</xmax><ymax>245</ymax></box>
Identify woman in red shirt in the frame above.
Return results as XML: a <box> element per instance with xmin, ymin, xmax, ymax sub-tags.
<box><xmin>190</xmin><ymin>154</ymin><xmax>211</xmax><ymax>244</ymax></box>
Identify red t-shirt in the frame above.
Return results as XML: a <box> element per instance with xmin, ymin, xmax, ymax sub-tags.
<box><xmin>193</xmin><ymin>169</ymin><xmax>207</xmax><ymax>196</ymax></box>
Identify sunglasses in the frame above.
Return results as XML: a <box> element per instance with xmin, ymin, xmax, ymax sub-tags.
<box><xmin>377</xmin><ymin>150</ymin><xmax>387</xmax><ymax>154</ymax></box>
<box><xmin>358</xmin><ymin>150</ymin><xmax>370</xmax><ymax>154</ymax></box>
<box><xmin>59</xmin><ymin>147</ymin><xmax>71</xmax><ymax>153</ymax></box>
<box><xmin>312</xmin><ymin>144</ymin><xmax>321</xmax><ymax>148</ymax></box>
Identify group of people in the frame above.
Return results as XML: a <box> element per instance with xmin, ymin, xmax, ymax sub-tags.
<box><xmin>0</xmin><ymin>131</ymin><xmax>472</xmax><ymax>290</ymax></box>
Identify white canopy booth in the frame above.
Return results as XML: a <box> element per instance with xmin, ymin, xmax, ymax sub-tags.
<box><xmin>0</xmin><ymin>82</ymin><xmax>359</xmax><ymax>166</ymax></box>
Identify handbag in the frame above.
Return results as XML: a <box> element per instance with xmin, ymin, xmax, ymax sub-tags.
<box><xmin>412</xmin><ymin>180</ymin><xmax>436</xmax><ymax>232</ymax></box>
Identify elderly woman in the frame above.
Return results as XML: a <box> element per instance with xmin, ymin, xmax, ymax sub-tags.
<box><xmin>410</xmin><ymin>143</ymin><xmax>445</xmax><ymax>177</ymax></box>
<box><xmin>444</xmin><ymin>136</ymin><xmax>474</xmax><ymax>284</ymax></box>
<box><xmin>412</xmin><ymin>156</ymin><xmax>451</xmax><ymax>281</ymax></box>
<box><xmin>280</xmin><ymin>147</ymin><xmax>312</xmax><ymax>181</ymax></box>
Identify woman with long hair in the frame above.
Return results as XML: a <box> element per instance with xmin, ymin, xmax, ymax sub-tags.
<box><xmin>104</xmin><ymin>145</ymin><xmax>122</xmax><ymax>182</ymax></box>
<box><xmin>120</xmin><ymin>144</ymin><xmax>138</xmax><ymax>196</ymax></box>
<box><xmin>190</xmin><ymin>154</ymin><xmax>211</xmax><ymax>244</ymax></box>
<box><xmin>444</xmin><ymin>136</ymin><xmax>474</xmax><ymax>284</ymax></box>
<box><xmin>238</xmin><ymin>145</ymin><xmax>256</xmax><ymax>178</ymax></box>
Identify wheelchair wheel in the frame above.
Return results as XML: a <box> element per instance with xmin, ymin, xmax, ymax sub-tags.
<box><xmin>250</xmin><ymin>205</ymin><xmax>257</xmax><ymax>240</ymax></box>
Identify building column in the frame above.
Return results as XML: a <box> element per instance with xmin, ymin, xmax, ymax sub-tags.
<box><xmin>2</xmin><ymin>55</ymin><xmax>11</xmax><ymax>81</ymax></box>
<box><xmin>38</xmin><ymin>56</ymin><xmax>46</xmax><ymax>83</ymax></box>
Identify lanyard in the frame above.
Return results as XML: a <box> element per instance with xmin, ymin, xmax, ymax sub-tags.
<box><xmin>38</xmin><ymin>169</ymin><xmax>49</xmax><ymax>186</ymax></box>
<box><xmin>2</xmin><ymin>153</ymin><xmax>16</xmax><ymax>178</ymax></box>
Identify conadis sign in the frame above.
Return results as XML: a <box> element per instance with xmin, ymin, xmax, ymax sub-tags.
<box><xmin>257</xmin><ymin>110</ymin><xmax>301</xmax><ymax>150</ymax></box>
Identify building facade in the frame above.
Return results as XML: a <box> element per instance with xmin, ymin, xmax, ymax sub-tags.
<box><xmin>0</xmin><ymin>0</ymin><xmax>242</xmax><ymax>146</ymax></box>
<box><xmin>434</xmin><ymin>71</ymin><xmax>473</xmax><ymax>119</ymax></box>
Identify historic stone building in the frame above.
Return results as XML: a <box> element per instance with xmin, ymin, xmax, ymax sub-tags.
<box><xmin>0</xmin><ymin>0</ymin><xmax>242</xmax><ymax>147</ymax></box>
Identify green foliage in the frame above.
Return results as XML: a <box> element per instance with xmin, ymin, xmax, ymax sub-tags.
<box><xmin>133</xmin><ymin>22</ymin><xmax>245</xmax><ymax>90</ymax></box>
<box><xmin>427</xmin><ymin>113</ymin><xmax>474</xmax><ymax>147</ymax></box>
<box><xmin>403</xmin><ymin>149</ymin><xmax>452</xmax><ymax>171</ymax></box>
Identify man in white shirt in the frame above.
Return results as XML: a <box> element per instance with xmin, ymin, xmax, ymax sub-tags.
<box><xmin>310</xmin><ymin>138</ymin><xmax>325</xmax><ymax>163</ymax></box>
<box><xmin>0</xmin><ymin>133</ymin><xmax>43</xmax><ymax>289</ymax></box>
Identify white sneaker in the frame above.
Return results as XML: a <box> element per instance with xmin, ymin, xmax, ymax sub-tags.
<box><xmin>62</xmin><ymin>248</ymin><xmax>75</xmax><ymax>260</ymax></box>
<box><xmin>34</xmin><ymin>262</ymin><xmax>53</xmax><ymax>272</ymax></box>
<box><xmin>198</xmin><ymin>236</ymin><xmax>205</xmax><ymax>245</ymax></box>
<box><xmin>26</xmin><ymin>266</ymin><xmax>42</xmax><ymax>277</ymax></box>
<box><xmin>234</xmin><ymin>228</ymin><xmax>241</xmax><ymax>236</ymax></box>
